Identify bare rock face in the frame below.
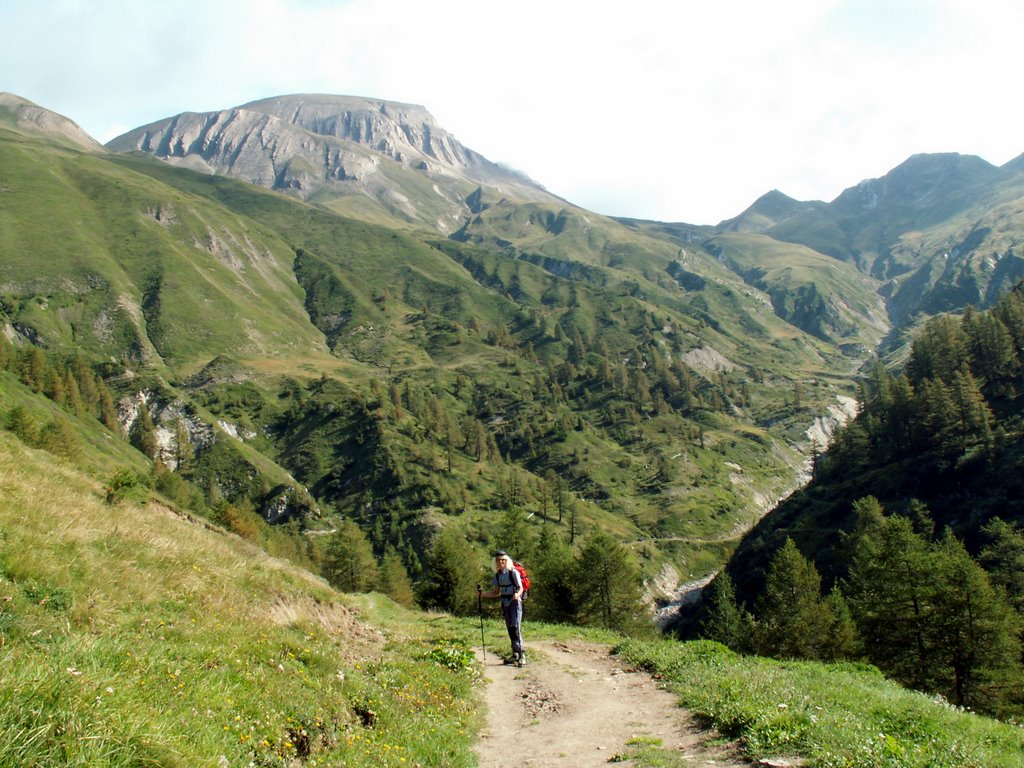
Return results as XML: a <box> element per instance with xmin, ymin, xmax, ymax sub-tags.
<box><xmin>106</xmin><ymin>94</ymin><xmax>560</xmax><ymax>232</ymax></box>
<box><xmin>0</xmin><ymin>92</ymin><xmax>103</xmax><ymax>152</ymax></box>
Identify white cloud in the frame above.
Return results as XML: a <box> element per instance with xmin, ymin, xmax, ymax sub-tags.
<box><xmin>2</xmin><ymin>0</ymin><xmax>1023</xmax><ymax>223</ymax></box>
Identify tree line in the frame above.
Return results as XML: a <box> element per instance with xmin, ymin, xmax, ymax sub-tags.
<box><xmin>830</xmin><ymin>286</ymin><xmax>1024</xmax><ymax>472</ymax></box>
<box><xmin>700</xmin><ymin>285</ymin><xmax>1024</xmax><ymax>719</ymax></box>
<box><xmin>320</xmin><ymin>506</ymin><xmax>651</xmax><ymax>635</ymax></box>
<box><xmin>702</xmin><ymin>496</ymin><xmax>1024</xmax><ymax>718</ymax></box>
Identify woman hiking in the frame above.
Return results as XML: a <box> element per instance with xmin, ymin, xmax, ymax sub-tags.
<box><xmin>478</xmin><ymin>550</ymin><xmax>526</xmax><ymax>667</ymax></box>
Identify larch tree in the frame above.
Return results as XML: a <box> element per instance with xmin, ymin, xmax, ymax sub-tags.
<box><xmin>929</xmin><ymin>530</ymin><xmax>1023</xmax><ymax>710</ymax></box>
<box><xmin>322</xmin><ymin>519</ymin><xmax>378</xmax><ymax>593</ymax></box>
<box><xmin>701</xmin><ymin>569</ymin><xmax>752</xmax><ymax>652</ymax></box>
<box><xmin>753</xmin><ymin>538</ymin><xmax>832</xmax><ymax>660</ymax></box>
<box><xmin>572</xmin><ymin>528</ymin><xmax>645</xmax><ymax>632</ymax></box>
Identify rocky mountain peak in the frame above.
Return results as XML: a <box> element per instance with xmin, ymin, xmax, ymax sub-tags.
<box><xmin>238</xmin><ymin>94</ymin><xmax>467</xmax><ymax>167</ymax></box>
<box><xmin>106</xmin><ymin>93</ymin><xmax>559</xmax><ymax>233</ymax></box>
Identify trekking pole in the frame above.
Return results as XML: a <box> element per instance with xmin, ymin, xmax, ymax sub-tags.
<box><xmin>477</xmin><ymin>586</ymin><xmax>487</xmax><ymax>661</ymax></box>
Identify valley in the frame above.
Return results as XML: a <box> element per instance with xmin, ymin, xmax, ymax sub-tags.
<box><xmin>3</xmin><ymin>88</ymin><xmax>1024</xmax><ymax>764</ymax></box>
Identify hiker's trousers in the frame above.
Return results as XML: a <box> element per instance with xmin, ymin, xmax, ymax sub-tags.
<box><xmin>502</xmin><ymin>598</ymin><xmax>524</xmax><ymax>654</ymax></box>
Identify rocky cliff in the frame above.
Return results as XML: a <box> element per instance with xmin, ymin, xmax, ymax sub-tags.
<box><xmin>106</xmin><ymin>94</ymin><xmax>561</xmax><ymax>232</ymax></box>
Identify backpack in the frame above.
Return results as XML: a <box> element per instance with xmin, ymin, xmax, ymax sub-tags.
<box><xmin>511</xmin><ymin>561</ymin><xmax>530</xmax><ymax>598</ymax></box>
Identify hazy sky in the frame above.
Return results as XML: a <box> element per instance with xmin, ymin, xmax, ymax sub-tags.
<box><xmin>3</xmin><ymin>0</ymin><xmax>1022</xmax><ymax>224</ymax></box>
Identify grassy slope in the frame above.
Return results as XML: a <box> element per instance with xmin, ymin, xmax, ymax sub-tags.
<box><xmin>615</xmin><ymin>638</ymin><xmax>1024</xmax><ymax>768</ymax></box>
<box><xmin>104</xmin><ymin>153</ymin><xmax>847</xmax><ymax>572</ymax></box>
<box><xmin>703</xmin><ymin>231</ymin><xmax>888</xmax><ymax>349</ymax></box>
<box><xmin>0</xmin><ymin>127</ymin><xmax>325</xmax><ymax>368</ymax></box>
<box><xmin>0</xmin><ymin>429</ymin><xmax>482</xmax><ymax>767</ymax></box>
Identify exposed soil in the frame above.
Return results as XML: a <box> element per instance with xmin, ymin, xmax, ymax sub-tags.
<box><xmin>473</xmin><ymin>639</ymin><xmax>750</xmax><ymax>767</ymax></box>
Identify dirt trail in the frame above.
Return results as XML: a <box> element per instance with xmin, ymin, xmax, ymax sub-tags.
<box><xmin>473</xmin><ymin>639</ymin><xmax>749</xmax><ymax>767</ymax></box>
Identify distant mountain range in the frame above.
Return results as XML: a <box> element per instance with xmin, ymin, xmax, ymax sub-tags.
<box><xmin>101</xmin><ymin>94</ymin><xmax>1024</xmax><ymax>336</ymax></box>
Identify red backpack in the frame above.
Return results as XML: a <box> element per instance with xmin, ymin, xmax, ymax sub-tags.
<box><xmin>511</xmin><ymin>561</ymin><xmax>530</xmax><ymax>597</ymax></box>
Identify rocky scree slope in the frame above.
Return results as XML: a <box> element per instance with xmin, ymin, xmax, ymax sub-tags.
<box><xmin>106</xmin><ymin>93</ymin><xmax>562</xmax><ymax>233</ymax></box>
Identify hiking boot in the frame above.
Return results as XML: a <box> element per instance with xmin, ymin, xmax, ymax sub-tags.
<box><xmin>517</xmin><ymin>652</ymin><xmax>526</xmax><ymax>668</ymax></box>
<box><xmin>502</xmin><ymin>655</ymin><xmax>517</xmax><ymax>665</ymax></box>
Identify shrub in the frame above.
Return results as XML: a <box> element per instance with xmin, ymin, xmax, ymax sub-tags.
<box><xmin>104</xmin><ymin>468</ymin><xmax>150</xmax><ymax>504</ymax></box>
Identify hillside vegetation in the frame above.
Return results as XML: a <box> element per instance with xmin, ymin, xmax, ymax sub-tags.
<box><xmin>683</xmin><ymin>287</ymin><xmax>1024</xmax><ymax>719</ymax></box>
<box><xmin>1</xmin><ymin>117</ymin><xmax>863</xmax><ymax>606</ymax></box>
<box><xmin>0</xmin><ymin>428</ymin><xmax>483</xmax><ymax>767</ymax></box>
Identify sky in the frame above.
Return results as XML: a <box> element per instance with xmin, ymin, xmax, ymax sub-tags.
<box><xmin>3</xmin><ymin>0</ymin><xmax>1023</xmax><ymax>224</ymax></box>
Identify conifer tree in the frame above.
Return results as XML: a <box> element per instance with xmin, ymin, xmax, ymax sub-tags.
<box><xmin>97</xmin><ymin>381</ymin><xmax>120</xmax><ymax>433</ymax></box>
<box><xmin>131</xmin><ymin>402</ymin><xmax>159</xmax><ymax>460</ymax></box>
<box><xmin>912</xmin><ymin>377</ymin><xmax>959</xmax><ymax>457</ymax></box>
<box><xmin>907</xmin><ymin>314</ymin><xmax>970</xmax><ymax>385</ymax></box>
<box><xmin>6</xmin><ymin>405</ymin><xmax>40</xmax><ymax>447</ymax></box>
<box><xmin>993</xmin><ymin>286</ymin><xmax>1024</xmax><ymax>361</ymax></box>
<box><xmin>531</xmin><ymin>526</ymin><xmax>576</xmax><ymax>622</ymax></box>
<box><xmin>62</xmin><ymin>370</ymin><xmax>84</xmax><ymax>415</ymax></box>
<box><xmin>39</xmin><ymin>418</ymin><xmax>79</xmax><ymax>459</ymax></box>
<box><xmin>19</xmin><ymin>347</ymin><xmax>49</xmax><ymax>393</ymax></box>
<box><xmin>322</xmin><ymin>519</ymin><xmax>378</xmax><ymax>593</ymax></box>
<box><xmin>71</xmin><ymin>354</ymin><xmax>98</xmax><ymax>406</ymax></box>
<box><xmin>822</xmin><ymin>586</ymin><xmax>859</xmax><ymax>661</ymax></box>
<box><xmin>43</xmin><ymin>366</ymin><xmax>65</xmax><ymax>406</ymax></box>
<box><xmin>754</xmin><ymin>538</ymin><xmax>832</xmax><ymax>659</ymax></box>
<box><xmin>418</xmin><ymin>528</ymin><xmax>479</xmax><ymax>614</ymax></box>
<box><xmin>494</xmin><ymin>505</ymin><xmax>531</xmax><ymax>560</ymax></box>
<box><xmin>930</xmin><ymin>530</ymin><xmax>1022</xmax><ymax>709</ymax></box>
<box><xmin>847</xmin><ymin>514</ymin><xmax>937</xmax><ymax>691</ymax></box>
<box><xmin>471</xmin><ymin>420</ymin><xmax>488</xmax><ymax>461</ymax></box>
<box><xmin>701</xmin><ymin>570</ymin><xmax>752</xmax><ymax>652</ymax></box>
<box><xmin>949</xmin><ymin>368</ymin><xmax>993</xmax><ymax>451</ymax></box>
<box><xmin>980</xmin><ymin>518</ymin><xmax>1024</xmax><ymax>615</ymax></box>
<box><xmin>964</xmin><ymin>310</ymin><xmax>1018</xmax><ymax>393</ymax></box>
<box><xmin>571</xmin><ymin>528</ymin><xmax>645</xmax><ymax>631</ymax></box>
<box><xmin>887</xmin><ymin>375</ymin><xmax>915</xmax><ymax>454</ymax></box>
<box><xmin>173</xmin><ymin>418</ymin><xmax>194</xmax><ymax>471</ymax></box>
<box><xmin>378</xmin><ymin>547</ymin><xmax>416</xmax><ymax>608</ymax></box>
<box><xmin>0</xmin><ymin>336</ymin><xmax>12</xmax><ymax>370</ymax></box>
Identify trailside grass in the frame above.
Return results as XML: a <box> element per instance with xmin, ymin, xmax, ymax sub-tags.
<box><xmin>615</xmin><ymin>637</ymin><xmax>1024</xmax><ymax>768</ymax></box>
<box><xmin>4</xmin><ymin>425</ymin><xmax>1023</xmax><ymax>768</ymax></box>
<box><xmin>0</xmin><ymin>433</ymin><xmax>482</xmax><ymax>767</ymax></box>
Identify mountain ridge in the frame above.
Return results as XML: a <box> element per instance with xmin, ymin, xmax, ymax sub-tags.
<box><xmin>0</xmin><ymin>91</ymin><xmax>103</xmax><ymax>152</ymax></box>
<box><xmin>105</xmin><ymin>93</ymin><xmax>563</xmax><ymax>234</ymax></box>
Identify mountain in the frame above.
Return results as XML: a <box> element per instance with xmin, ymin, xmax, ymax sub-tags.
<box><xmin>5</xmin><ymin>92</ymin><xmax>875</xmax><ymax>602</ymax></box>
<box><xmin>611</xmin><ymin>152</ymin><xmax>1024</xmax><ymax>354</ymax></box>
<box><xmin>0</xmin><ymin>91</ymin><xmax>102</xmax><ymax>152</ymax></box>
<box><xmin>716</xmin><ymin>189</ymin><xmax>827</xmax><ymax>233</ymax></box>
<box><xmin>106</xmin><ymin>94</ymin><xmax>562</xmax><ymax>233</ymax></box>
<box><xmin>106</xmin><ymin>94</ymin><xmax>1024</xmax><ymax>344</ymax></box>
<box><xmin>5</xmin><ymin>90</ymin><xmax>1024</xmax><ymax>615</ymax></box>
<box><xmin>7</xmin><ymin>90</ymin><xmax>1024</xmax><ymax>753</ymax></box>
<box><xmin>719</xmin><ymin>153</ymin><xmax>1024</xmax><ymax>328</ymax></box>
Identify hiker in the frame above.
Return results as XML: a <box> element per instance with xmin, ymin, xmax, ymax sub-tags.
<box><xmin>478</xmin><ymin>549</ymin><xmax>526</xmax><ymax>667</ymax></box>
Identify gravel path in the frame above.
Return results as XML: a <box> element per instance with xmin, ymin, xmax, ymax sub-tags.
<box><xmin>473</xmin><ymin>639</ymin><xmax>750</xmax><ymax>767</ymax></box>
